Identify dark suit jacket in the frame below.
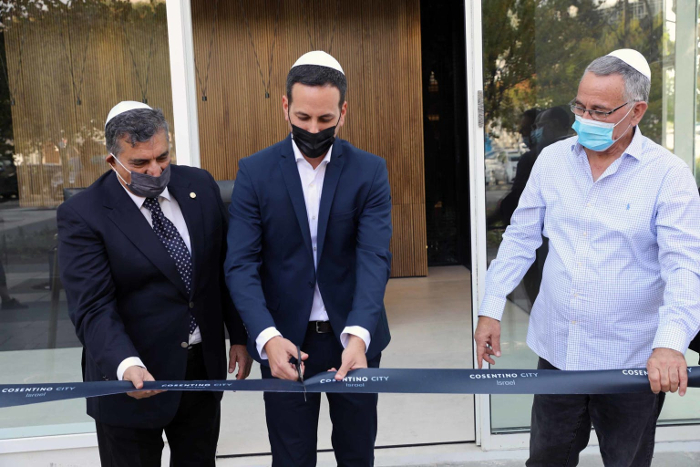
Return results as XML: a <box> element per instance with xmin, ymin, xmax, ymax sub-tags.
<box><xmin>57</xmin><ymin>165</ymin><xmax>246</xmax><ymax>429</ymax></box>
<box><xmin>225</xmin><ymin>135</ymin><xmax>392</xmax><ymax>362</ymax></box>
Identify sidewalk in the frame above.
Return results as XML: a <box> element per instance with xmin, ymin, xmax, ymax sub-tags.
<box><xmin>217</xmin><ymin>441</ymin><xmax>700</xmax><ymax>466</ymax></box>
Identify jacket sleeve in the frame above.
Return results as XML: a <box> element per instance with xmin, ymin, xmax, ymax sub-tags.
<box><xmin>345</xmin><ymin>158</ymin><xmax>393</xmax><ymax>337</ymax></box>
<box><xmin>208</xmin><ymin>172</ymin><xmax>248</xmax><ymax>346</ymax></box>
<box><xmin>224</xmin><ymin>160</ymin><xmax>277</xmax><ymax>351</ymax></box>
<box><xmin>57</xmin><ymin>202</ymin><xmax>139</xmax><ymax>379</ymax></box>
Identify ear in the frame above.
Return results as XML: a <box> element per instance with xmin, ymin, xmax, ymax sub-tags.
<box><xmin>630</xmin><ymin>101</ymin><xmax>648</xmax><ymax>126</ymax></box>
<box><xmin>338</xmin><ymin>101</ymin><xmax>348</xmax><ymax>128</ymax></box>
<box><xmin>282</xmin><ymin>95</ymin><xmax>289</xmax><ymax>123</ymax></box>
<box><xmin>105</xmin><ymin>153</ymin><xmax>115</xmax><ymax>166</ymax></box>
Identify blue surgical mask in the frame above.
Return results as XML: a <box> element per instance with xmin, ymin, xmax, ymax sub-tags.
<box><xmin>531</xmin><ymin>127</ymin><xmax>543</xmax><ymax>145</ymax></box>
<box><xmin>572</xmin><ymin>105</ymin><xmax>634</xmax><ymax>152</ymax></box>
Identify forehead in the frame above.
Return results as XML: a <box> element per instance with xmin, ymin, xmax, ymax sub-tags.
<box><xmin>290</xmin><ymin>84</ymin><xmax>341</xmax><ymax>112</ymax></box>
<box><xmin>118</xmin><ymin>130</ymin><xmax>168</xmax><ymax>158</ymax></box>
<box><xmin>576</xmin><ymin>72</ymin><xmax>625</xmax><ymax>105</ymax></box>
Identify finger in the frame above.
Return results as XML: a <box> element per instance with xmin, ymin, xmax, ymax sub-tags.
<box><xmin>129</xmin><ymin>373</ymin><xmax>144</xmax><ymax>390</ymax></box>
<box><xmin>669</xmin><ymin>368</ymin><xmax>680</xmax><ymax>393</ymax></box>
<box><xmin>328</xmin><ymin>367</ymin><xmax>337</xmax><ymax>372</ymax></box>
<box><xmin>271</xmin><ymin>361</ymin><xmax>297</xmax><ymax>381</ymax></box>
<box><xmin>335</xmin><ymin>361</ymin><xmax>351</xmax><ymax>380</ymax></box>
<box><xmin>229</xmin><ymin>353</ymin><xmax>236</xmax><ymax>374</ymax></box>
<box><xmin>648</xmin><ymin>367</ymin><xmax>661</xmax><ymax>393</ymax></box>
<box><xmin>301</xmin><ymin>351</ymin><xmax>309</xmax><ymax>361</ymax></box>
<box><xmin>491</xmin><ymin>335</ymin><xmax>502</xmax><ymax>358</ymax></box>
<box><xmin>241</xmin><ymin>359</ymin><xmax>252</xmax><ymax>379</ymax></box>
<box><xmin>476</xmin><ymin>346</ymin><xmax>485</xmax><ymax>369</ymax></box>
<box><xmin>659</xmin><ymin>365</ymin><xmax>671</xmax><ymax>392</ymax></box>
<box><xmin>483</xmin><ymin>354</ymin><xmax>496</xmax><ymax>366</ymax></box>
<box><xmin>680</xmin><ymin>367</ymin><xmax>688</xmax><ymax>397</ymax></box>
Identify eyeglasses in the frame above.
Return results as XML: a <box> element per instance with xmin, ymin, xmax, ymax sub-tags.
<box><xmin>569</xmin><ymin>100</ymin><xmax>634</xmax><ymax>121</ymax></box>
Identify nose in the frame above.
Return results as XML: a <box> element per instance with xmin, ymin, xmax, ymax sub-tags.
<box><xmin>146</xmin><ymin>160</ymin><xmax>163</xmax><ymax>176</ymax></box>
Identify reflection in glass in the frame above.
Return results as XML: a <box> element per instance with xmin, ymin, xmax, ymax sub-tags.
<box><xmin>482</xmin><ymin>0</ymin><xmax>699</xmax><ymax>433</ymax></box>
<box><xmin>0</xmin><ymin>0</ymin><xmax>173</xmax><ymax>440</ymax></box>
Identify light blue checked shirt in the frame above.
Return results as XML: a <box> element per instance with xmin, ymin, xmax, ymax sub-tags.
<box><xmin>480</xmin><ymin>128</ymin><xmax>700</xmax><ymax>370</ymax></box>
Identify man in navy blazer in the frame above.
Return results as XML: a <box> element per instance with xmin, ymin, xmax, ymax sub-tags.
<box><xmin>58</xmin><ymin>102</ymin><xmax>251</xmax><ymax>467</ymax></box>
<box><xmin>225</xmin><ymin>51</ymin><xmax>392</xmax><ymax>466</ymax></box>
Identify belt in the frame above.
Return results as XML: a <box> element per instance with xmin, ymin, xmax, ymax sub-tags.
<box><xmin>308</xmin><ymin>320</ymin><xmax>333</xmax><ymax>334</ymax></box>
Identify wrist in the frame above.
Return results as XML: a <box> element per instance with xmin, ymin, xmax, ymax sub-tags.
<box><xmin>348</xmin><ymin>335</ymin><xmax>366</xmax><ymax>352</ymax></box>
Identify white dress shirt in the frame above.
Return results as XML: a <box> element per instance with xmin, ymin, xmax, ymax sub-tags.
<box><xmin>116</xmin><ymin>184</ymin><xmax>201</xmax><ymax>380</ymax></box>
<box><xmin>479</xmin><ymin>128</ymin><xmax>700</xmax><ymax>370</ymax></box>
<box><xmin>255</xmin><ymin>139</ymin><xmax>371</xmax><ymax>359</ymax></box>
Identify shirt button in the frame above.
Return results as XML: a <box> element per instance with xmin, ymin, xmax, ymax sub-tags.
<box><xmin>189</xmin><ymin>302</ymin><xmax>194</xmax><ymax>309</ymax></box>
<box><xmin>573</xmin><ymin>293</ymin><xmax>578</xmax><ymax>298</ymax></box>
<box><xmin>312</xmin><ymin>215</ymin><xmax>316</xmax><ymax>220</ymax></box>
<box><xmin>180</xmin><ymin>342</ymin><xmax>189</xmax><ymax>348</ymax></box>
<box><xmin>571</xmin><ymin>320</ymin><xmax>577</xmax><ymax>325</ymax></box>
<box><xmin>583</xmin><ymin>232</ymin><xmax>587</xmax><ymax>237</ymax></box>
<box><xmin>310</xmin><ymin>183</ymin><xmax>315</xmax><ymax>188</ymax></box>
<box><xmin>587</xmin><ymin>203</ymin><xmax>591</xmax><ymax>207</ymax></box>
<box><xmin>313</xmin><ymin>246</ymin><xmax>317</xmax><ymax>251</ymax></box>
<box><xmin>577</xmin><ymin>262</ymin><xmax>582</xmax><ymax>267</ymax></box>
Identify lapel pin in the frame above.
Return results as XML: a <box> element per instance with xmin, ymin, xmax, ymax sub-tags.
<box><xmin>190</xmin><ymin>192</ymin><xmax>197</xmax><ymax>199</ymax></box>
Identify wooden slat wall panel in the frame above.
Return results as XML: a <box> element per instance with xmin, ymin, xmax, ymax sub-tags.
<box><xmin>4</xmin><ymin>2</ymin><xmax>174</xmax><ymax>208</ymax></box>
<box><xmin>192</xmin><ymin>0</ymin><xmax>427</xmax><ymax>277</ymax></box>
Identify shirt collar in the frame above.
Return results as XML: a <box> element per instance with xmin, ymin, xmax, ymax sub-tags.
<box><xmin>571</xmin><ymin>125</ymin><xmax>645</xmax><ymax>162</ymax></box>
<box><xmin>291</xmin><ymin>138</ymin><xmax>332</xmax><ymax>166</ymax></box>
<box><xmin>119</xmin><ymin>181</ymin><xmax>171</xmax><ymax>210</ymax></box>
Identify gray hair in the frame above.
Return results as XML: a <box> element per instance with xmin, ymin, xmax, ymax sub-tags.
<box><xmin>105</xmin><ymin>108</ymin><xmax>170</xmax><ymax>157</ymax></box>
<box><xmin>583</xmin><ymin>55</ymin><xmax>650</xmax><ymax>102</ymax></box>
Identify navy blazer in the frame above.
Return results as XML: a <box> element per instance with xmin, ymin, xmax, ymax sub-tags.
<box><xmin>225</xmin><ymin>135</ymin><xmax>392</xmax><ymax>363</ymax></box>
<box><xmin>57</xmin><ymin>165</ymin><xmax>246</xmax><ymax>429</ymax></box>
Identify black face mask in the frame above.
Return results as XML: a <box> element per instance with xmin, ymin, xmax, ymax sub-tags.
<box><xmin>290</xmin><ymin>112</ymin><xmax>341</xmax><ymax>159</ymax></box>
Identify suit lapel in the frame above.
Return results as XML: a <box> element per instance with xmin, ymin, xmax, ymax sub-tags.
<box><xmin>316</xmin><ymin>142</ymin><xmax>345</xmax><ymax>262</ymax></box>
<box><xmin>279</xmin><ymin>136</ymin><xmax>314</xmax><ymax>260</ymax></box>
<box><xmin>103</xmin><ymin>173</ymin><xmax>189</xmax><ymax>299</ymax></box>
<box><xmin>167</xmin><ymin>168</ymin><xmax>203</xmax><ymax>299</ymax></box>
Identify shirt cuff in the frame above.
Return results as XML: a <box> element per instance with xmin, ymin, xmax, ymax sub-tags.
<box><xmin>117</xmin><ymin>357</ymin><xmax>146</xmax><ymax>381</ymax></box>
<box><xmin>340</xmin><ymin>326</ymin><xmax>371</xmax><ymax>353</ymax></box>
<box><xmin>256</xmin><ymin>327</ymin><xmax>282</xmax><ymax>360</ymax></box>
<box><xmin>478</xmin><ymin>295</ymin><xmax>507</xmax><ymax>321</ymax></box>
<box><xmin>652</xmin><ymin>325</ymin><xmax>690</xmax><ymax>355</ymax></box>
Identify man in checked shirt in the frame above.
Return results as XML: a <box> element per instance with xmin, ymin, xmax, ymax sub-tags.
<box><xmin>475</xmin><ymin>49</ymin><xmax>700</xmax><ymax>466</ymax></box>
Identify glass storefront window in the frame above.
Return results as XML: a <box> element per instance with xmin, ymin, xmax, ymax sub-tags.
<box><xmin>482</xmin><ymin>0</ymin><xmax>700</xmax><ymax>433</ymax></box>
<box><xmin>0</xmin><ymin>0</ymin><xmax>174</xmax><ymax>440</ymax></box>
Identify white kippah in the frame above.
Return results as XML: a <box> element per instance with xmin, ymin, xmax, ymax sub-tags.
<box><xmin>291</xmin><ymin>51</ymin><xmax>344</xmax><ymax>75</ymax></box>
<box><xmin>105</xmin><ymin>101</ymin><xmax>153</xmax><ymax>128</ymax></box>
<box><xmin>606</xmin><ymin>49</ymin><xmax>651</xmax><ymax>81</ymax></box>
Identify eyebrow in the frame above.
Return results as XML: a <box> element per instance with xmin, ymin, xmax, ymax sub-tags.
<box><xmin>573</xmin><ymin>99</ymin><xmax>610</xmax><ymax>111</ymax></box>
<box><xmin>294</xmin><ymin>111</ymin><xmax>335</xmax><ymax>119</ymax></box>
<box><xmin>130</xmin><ymin>151</ymin><xmax>169</xmax><ymax>164</ymax></box>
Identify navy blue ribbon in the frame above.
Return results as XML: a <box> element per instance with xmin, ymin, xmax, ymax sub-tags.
<box><xmin>2</xmin><ymin>367</ymin><xmax>698</xmax><ymax>408</ymax></box>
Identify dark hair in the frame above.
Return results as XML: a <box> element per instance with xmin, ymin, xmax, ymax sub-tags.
<box><xmin>546</xmin><ymin>105</ymin><xmax>571</xmax><ymax>128</ymax></box>
<box><xmin>105</xmin><ymin>108</ymin><xmax>169</xmax><ymax>157</ymax></box>
<box><xmin>523</xmin><ymin>108</ymin><xmax>540</xmax><ymax>121</ymax></box>
<box><xmin>286</xmin><ymin>64</ymin><xmax>347</xmax><ymax>108</ymax></box>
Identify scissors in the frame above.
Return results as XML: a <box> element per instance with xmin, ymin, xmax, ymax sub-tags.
<box><xmin>291</xmin><ymin>345</ymin><xmax>307</xmax><ymax>402</ymax></box>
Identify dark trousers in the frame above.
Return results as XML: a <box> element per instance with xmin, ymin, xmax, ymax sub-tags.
<box><xmin>261</xmin><ymin>330</ymin><xmax>381</xmax><ymax>467</ymax></box>
<box><xmin>95</xmin><ymin>344</ymin><xmax>221</xmax><ymax>467</ymax></box>
<box><xmin>527</xmin><ymin>358</ymin><xmax>665</xmax><ymax>467</ymax></box>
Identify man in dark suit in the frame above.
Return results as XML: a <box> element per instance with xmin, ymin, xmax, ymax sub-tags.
<box><xmin>225</xmin><ymin>51</ymin><xmax>393</xmax><ymax>466</ymax></box>
<box><xmin>58</xmin><ymin>101</ymin><xmax>252</xmax><ymax>467</ymax></box>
